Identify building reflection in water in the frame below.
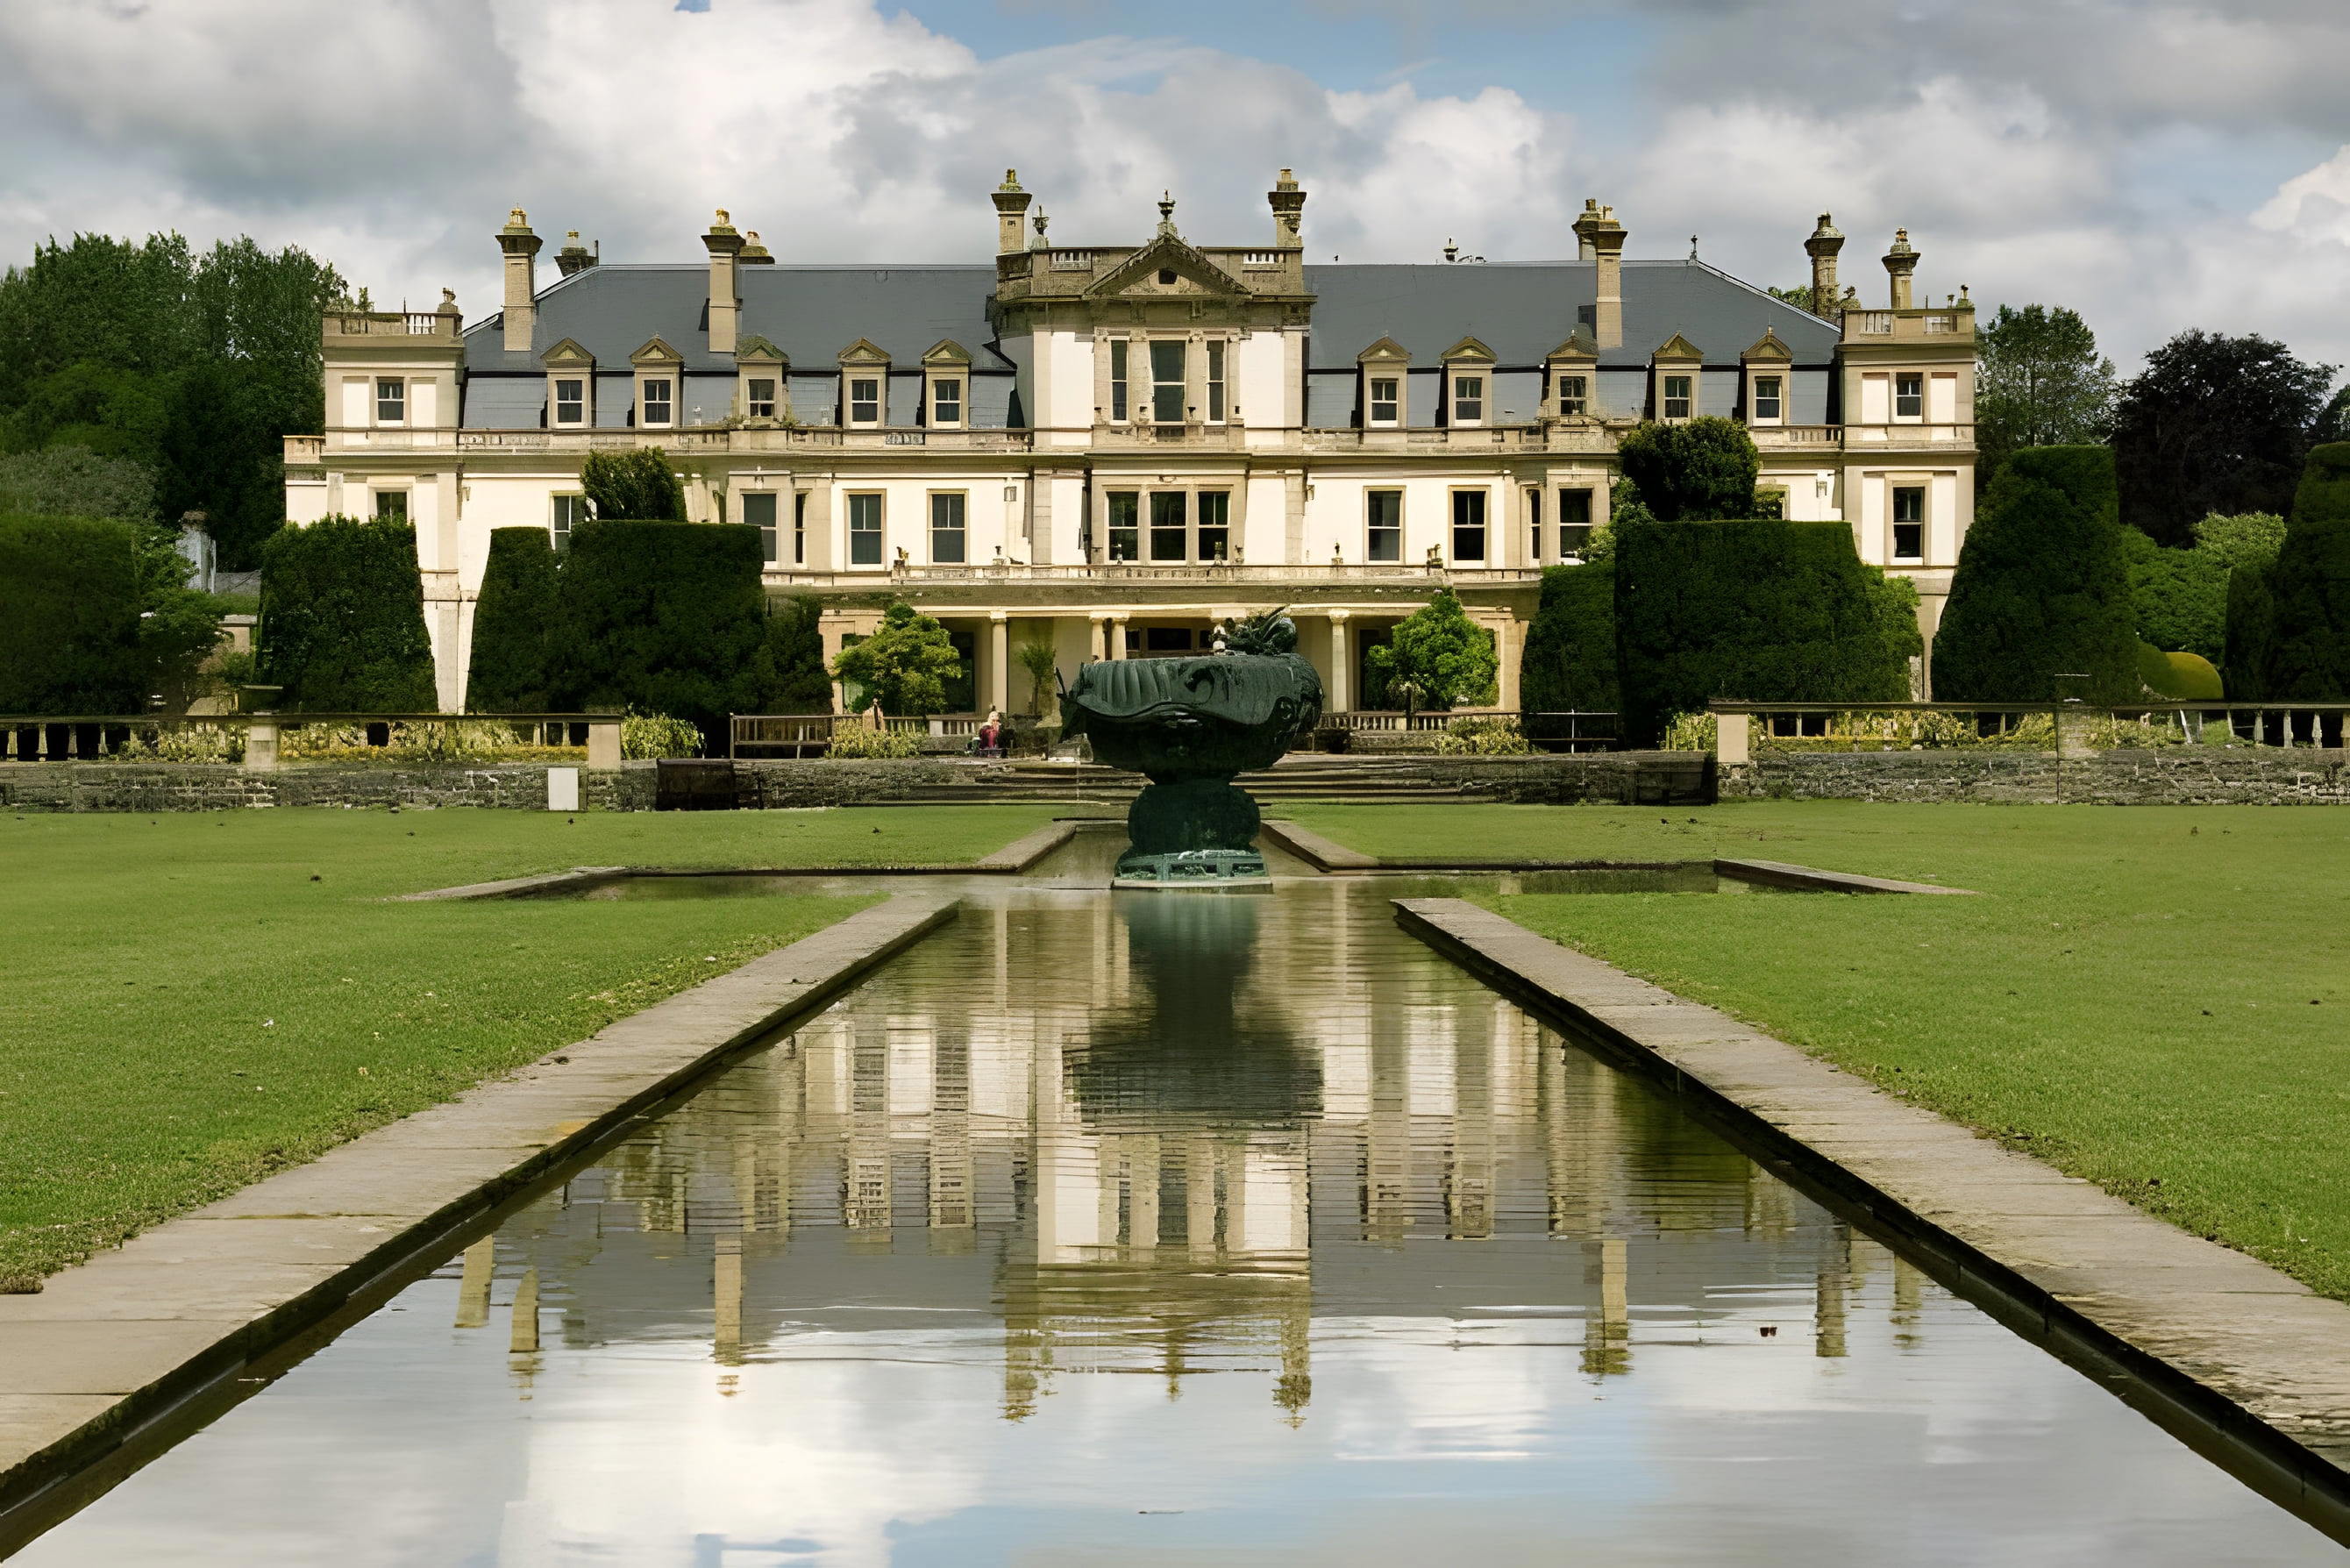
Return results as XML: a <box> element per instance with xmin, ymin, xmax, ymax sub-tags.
<box><xmin>466</xmin><ymin>882</ymin><xmax>1894</xmax><ymax>1422</ymax></box>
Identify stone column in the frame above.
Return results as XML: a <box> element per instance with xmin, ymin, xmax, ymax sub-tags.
<box><xmin>245</xmin><ymin>716</ymin><xmax>279</xmax><ymax>772</ymax></box>
<box><xmin>1716</xmin><ymin>709</ymin><xmax>1752</xmax><ymax>764</ymax></box>
<box><xmin>1326</xmin><ymin>609</ymin><xmax>1352</xmax><ymax>713</ymax></box>
<box><xmin>1108</xmin><ymin>613</ymin><xmax>1129</xmax><ymax>659</ymax></box>
<box><xmin>987</xmin><ymin>612</ymin><xmax>1010</xmax><ymax>716</ymax></box>
<box><xmin>587</xmin><ymin>715</ymin><xmax>623</xmax><ymax>768</ymax></box>
<box><xmin>1089</xmin><ymin>613</ymin><xmax>1112</xmax><ymax>663</ymax></box>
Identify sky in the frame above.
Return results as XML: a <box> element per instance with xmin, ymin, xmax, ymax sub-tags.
<box><xmin>1</xmin><ymin>0</ymin><xmax>2346</xmax><ymax>374</ymax></box>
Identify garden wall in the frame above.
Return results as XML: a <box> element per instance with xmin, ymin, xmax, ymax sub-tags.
<box><xmin>1719</xmin><ymin>750</ymin><xmax>2350</xmax><ymax>804</ymax></box>
<box><xmin>0</xmin><ymin>762</ymin><xmax>655</xmax><ymax>813</ymax></box>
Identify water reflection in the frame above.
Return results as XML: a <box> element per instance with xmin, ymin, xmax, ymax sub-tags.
<box><xmin>18</xmin><ymin>879</ymin><xmax>2342</xmax><ymax>1566</ymax></box>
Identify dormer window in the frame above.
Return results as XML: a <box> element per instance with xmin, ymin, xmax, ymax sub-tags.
<box><xmin>1451</xmin><ymin>374</ymin><xmax>1484</xmax><ymax>425</ymax></box>
<box><xmin>1369</xmin><ymin>377</ymin><xmax>1399</xmax><ymax>426</ymax></box>
<box><xmin>931</xmin><ymin>377</ymin><xmax>962</xmax><ymax>426</ymax></box>
<box><xmin>640</xmin><ymin>378</ymin><xmax>673</xmax><ymax>427</ymax></box>
<box><xmin>375</xmin><ymin>378</ymin><xmax>405</xmax><ymax>424</ymax></box>
<box><xmin>746</xmin><ymin>379</ymin><xmax>776</xmax><ymax>419</ymax></box>
<box><xmin>849</xmin><ymin>377</ymin><xmax>881</xmax><ymax>425</ymax></box>
<box><xmin>1752</xmin><ymin>375</ymin><xmax>1782</xmax><ymax>423</ymax></box>
<box><xmin>1556</xmin><ymin>375</ymin><xmax>1587</xmax><ymax>417</ymax></box>
<box><xmin>1896</xmin><ymin>373</ymin><xmax>1924</xmax><ymax>419</ymax></box>
<box><xmin>1662</xmin><ymin>375</ymin><xmax>1692</xmax><ymax>420</ymax></box>
<box><xmin>554</xmin><ymin>378</ymin><xmax>586</xmax><ymax>425</ymax></box>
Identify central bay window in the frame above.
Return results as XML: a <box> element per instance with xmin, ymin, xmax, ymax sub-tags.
<box><xmin>745</xmin><ymin>378</ymin><xmax>776</xmax><ymax>419</ymax></box>
<box><xmin>1149</xmin><ymin>492</ymin><xmax>1187</xmax><ymax>560</ymax></box>
<box><xmin>1896</xmin><ymin>373</ymin><xmax>1924</xmax><ymax>420</ymax></box>
<box><xmin>1662</xmin><ymin>375</ymin><xmax>1692</xmax><ymax>420</ymax></box>
<box><xmin>554</xmin><ymin>378</ymin><xmax>586</xmax><ymax>425</ymax></box>
<box><xmin>847</xmin><ymin>493</ymin><xmax>883</xmax><ymax>565</ymax></box>
<box><xmin>1892</xmin><ymin>486</ymin><xmax>1926</xmax><ymax>561</ymax></box>
<box><xmin>1197</xmin><ymin>491</ymin><xmax>1230</xmax><ymax>560</ymax></box>
<box><xmin>1368</xmin><ymin>376</ymin><xmax>1400</xmax><ymax>426</ymax></box>
<box><xmin>1558</xmin><ymin>488</ymin><xmax>1594</xmax><ymax>557</ymax></box>
<box><xmin>1752</xmin><ymin>375</ymin><xmax>1783</xmax><ymax>423</ymax></box>
<box><xmin>639</xmin><ymin>377</ymin><xmax>673</xmax><ymax>427</ymax></box>
<box><xmin>742</xmin><ymin>491</ymin><xmax>779</xmax><ymax>564</ymax></box>
<box><xmin>1451</xmin><ymin>373</ymin><xmax>1485</xmax><ymax>425</ymax></box>
<box><xmin>1107</xmin><ymin>491</ymin><xmax>1140</xmax><ymax>560</ymax></box>
<box><xmin>1555</xmin><ymin>374</ymin><xmax>1587</xmax><ymax>417</ymax></box>
<box><xmin>375</xmin><ymin>378</ymin><xmax>405</xmax><ymax>424</ymax></box>
<box><xmin>1110</xmin><ymin>340</ymin><xmax>1129</xmax><ymax>422</ymax></box>
<box><xmin>1451</xmin><ymin>489</ymin><xmax>1487</xmax><ymax>562</ymax></box>
<box><xmin>1367</xmin><ymin>489</ymin><xmax>1402</xmax><ymax>562</ymax></box>
<box><xmin>1150</xmin><ymin>340</ymin><xmax>1186</xmax><ymax>424</ymax></box>
<box><xmin>848</xmin><ymin>377</ymin><xmax>881</xmax><ymax>426</ymax></box>
<box><xmin>552</xmin><ymin>494</ymin><xmax>585</xmax><ymax>553</ymax></box>
<box><xmin>1207</xmin><ymin>341</ymin><xmax>1227</xmax><ymax>423</ymax></box>
<box><xmin>929</xmin><ymin>493</ymin><xmax>966</xmax><ymax>563</ymax></box>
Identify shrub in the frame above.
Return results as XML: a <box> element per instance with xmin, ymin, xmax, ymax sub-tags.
<box><xmin>2137</xmin><ymin>641</ymin><xmax>2224</xmax><ymax>700</ymax></box>
<box><xmin>0</xmin><ymin>513</ymin><xmax>166</xmax><ymax>714</ymax></box>
<box><xmin>826</xmin><ymin>723</ymin><xmax>921</xmax><ymax>759</ymax></box>
<box><xmin>1016</xmin><ymin>637</ymin><xmax>1061</xmax><ymax>716</ymax></box>
<box><xmin>580</xmin><ymin>447</ymin><xmax>686</xmax><ymax>521</ymax></box>
<box><xmin>1930</xmin><ymin>446</ymin><xmax>2139</xmax><ymax>705</ymax></box>
<box><xmin>277</xmin><ymin>718</ymin><xmax>578</xmax><ymax>761</ymax></box>
<box><xmin>257</xmin><ymin>515</ymin><xmax>438</xmax><ymax>709</ymax></box>
<box><xmin>2119</xmin><ymin>526</ymin><xmax>2228</xmax><ymax>664</ymax></box>
<box><xmin>1614</xmin><ymin>517</ymin><xmax>1910</xmax><ymax>746</ymax></box>
<box><xmin>760</xmin><ymin>594</ymin><xmax>833</xmax><ymax>713</ymax></box>
<box><xmin>622</xmin><ymin>710</ymin><xmax>702</xmax><ymax>759</ymax></box>
<box><xmin>830</xmin><ymin>601</ymin><xmax>962</xmax><ymax>716</ymax></box>
<box><xmin>1364</xmin><ymin>588</ymin><xmax>1497</xmax><ymax>710</ymax></box>
<box><xmin>466</xmin><ymin>528</ymin><xmax>561</xmax><ymax>711</ymax></box>
<box><xmin>1520</xmin><ymin>562</ymin><xmax>1618</xmax><ymax>714</ymax></box>
<box><xmin>2259</xmin><ymin>443</ymin><xmax>2350</xmax><ymax>701</ymax></box>
<box><xmin>1613</xmin><ymin>418</ymin><xmax>1759</xmax><ymax>521</ymax></box>
<box><xmin>1433</xmin><ymin>715</ymin><xmax>1531</xmax><ymax>755</ymax></box>
<box><xmin>550</xmin><ymin>519</ymin><xmax>775</xmax><ymax>740</ymax></box>
<box><xmin>0</xmin><ymin>447</ymin><xmax>159</xmax><ymax>522</ymax></box>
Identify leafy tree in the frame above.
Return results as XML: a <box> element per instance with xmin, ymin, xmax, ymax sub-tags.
<box><xmin>1519</xmin><ymin>563</ymin><xmax>1618</xmax><ymax>714</ymax></box>
<box><xmin>2111</xmin><ymin>331</ymin><xmax>2335</xmax><ymax>546</ymax></box>
<box><xmin>2194</xmin><ymin>511</ymin><xmax>2287</xmax><ymax>574</ymax></box>
<box><xmin>580</xmin><ymin>447</ymin><xmax>687</xmax><ymax>521</ymax></box>
<box><xmin>1975</xmin><ymin>304</ymin><xmax>2115</xmax><ymax>484</ymax></box>
<box><xmin>1614</xmin><ymin>417</ymin><xmax>1759</xmax><ymax>521</ymax></box>
<box><xmin>0</xmin><ymin>446</ymin><xmax>158</xmax><ymax>522</ymax></box>
<box><xmin>1016</xmin><ymin>637</ymin><xmax>1061</xmax><ymax>716</ymax></box>
<box><xmin>2315</xmin><ymin>385</ymin><xmax>2350</xmax><ymax>447</ymax></box>
<box><xmin>465</xmin><ymin>529</ymin><xmax>562</xmax><ymax>711</ymax></box>
<box><xmin>1766</xmin><ymin>284</ymin><xmax>1827</xmax><ymax>318</ymax></box>
<box><xmin>1930</xmin><ymin>446</ymin><xmax>2139</xmax><ymax>704</ymax></box>
<box><xmin>258</xmin><ymin>515</ymin><xmax>438</xmax><ymax>709</ymax></box>
<box><xmin>1615</xmin><ymin>517</ymin><xmax>1910</xmax><ymax>745</ymax></box>
<box><xmin>761</xmin><ymin>594</ymin><xmax>834</xmax><ymax>713</ymax></box>
<box><xmin>1364</xmin><ymin>588</ymin><xmax>1498</xmax><ymax>710</ymax></box>
<box><xmin>2117</xmin><ymin>527</ymin><xmax>2228</xmax><ymax>663</ymax></box>
<box><xmin>831</xmin><ymin>601</ymin><xmax>963</xmax><ymax>716</ymax></box>
<box><xmin>2258</xmin><ymin>443</ymin><xmax>2350</xmax><ymax>701</ymax></box>
<box><xmin>2</xmin><ymin>361</ymin><xmax>173</xmax><ymax>462</ymax></box>
<box><xmin>1868</xmin><ymin>569</ymin><xmax>1926</xmax><ymax>688</ymax></box>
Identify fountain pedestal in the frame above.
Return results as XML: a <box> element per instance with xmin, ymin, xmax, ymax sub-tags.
<box><xmin>1117</xmin><ymin>778</ymin><xmax>1266</xmax><ymax>885</ymax></box>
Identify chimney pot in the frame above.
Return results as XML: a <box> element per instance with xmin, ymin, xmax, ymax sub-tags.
<box><xmin>1882</xmin><ymin>227</ymin><xmax>1920</xmax><ymax>309</ymax></box>
<box><xmin>496</xmin><ymin>209</ymin><xmax>543</xmax><ymax>353</ymax></box>
<box><xmin>1804</xmin><ymin>212</ymin><xmax>1844</xmax><ymax>316</ymax></box>
<box><xmin>1268</xmin><ymin>167</ymin><xmax>1307</xmax><ymax>247</ymax></box>
<box><xmin>703</xmin><ymin>213</ymin><xmax>746</xmax><ymax>354</ymax></box>
<box><xmin>1572</xmin><ymin>201</ymin><xmax>1627</xmax><ymax>347</ymax></box>
<box><xmin>991</xmin><ymin>173</ymin><xmax>1034</xmax><ymax>254</ymax></box>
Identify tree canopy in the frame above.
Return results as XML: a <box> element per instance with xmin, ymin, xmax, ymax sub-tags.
<box><xmin>1975</xmin><ymin>304</ymin><xmax>2115</xmax><ymax>484</ymax></box>
<box><xmin>1613</xmin><ymin>417</ymin><xmax>1758</xmax><ymax>521</ymax></box>
<box><xmin>580</xmin><ymin>448</ymin><xmax>687</xmax><ymax>521</ymax></box>
<box><xmin>832</xmin><ymin>601</ymin><xmax>963</xmax><ymax>716</ymax></box>
<box><xmin>2110</xmin><ymin>331</ymin><xmax>2336</xmax><ymax>546</ymax></box>
<box><xmin>2255</xmin><ymin>443</ymin><xmax>2350</xmax><ymax>702</ymax></box>
<box><xmin>1365</xmin><ymin>588</ymin><xmax>1499</xmax><ymax>710</ymax></box>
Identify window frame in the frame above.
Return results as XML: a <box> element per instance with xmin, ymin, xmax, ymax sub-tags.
<box><xmin>741</xmin><ymin>490</ymin><xmax>780</xmax><ymax>565</ymax></box>
<box><xmin>1367</xmin><ymin>488</ymin><xmax>1402</xmax><ymax>562</ymax></box>
<box><xmin>1751</xmin><ymin>374</ymin><xmax>1783</xmax><ymax>424</ymax></box>
<box><xmin>1107</xmin><ymin>489</ymin><xmax>1140</xmax><ymax>562</ymax></box>
<box><xmin>1148</xmin><ymin>490</ymin><xmax>1188</xmax><ymax>561</ymax></box>
<box><xmin>1525</xmin><ymin>488</ymin><xmax>1542</xmax><ymax>561</ymax></box>
<box><xmin>1554</xmin><ymin>373</ymin><xmax>1587</xmax><ymax>417</ymax></box>
<box><xmin>1894</xmin><ymin>372</ymin><xmax>1925</xmax><ymax>421</ymax></box>
<box><xmin>373</xmin><ymin>489</ymin><xmax>409</xmax><ymax>524</ymax></box>
<box><xmin>1196</xmin><ymin>490</ymin><xmax>1230</xmax><ymax>561</ymax></box>
<box><xmin>1557</xmin><ymin>488</ymin><xmax>1594</xmax><ymax>559</ymax></box>
<box><xmin>639</xmin><ymin>376</ymin><xmax>673</xmax><ymax>428</ymax></box>
<box><xmin>551</xmin><ymin>493</ymin><xmax>586</xmax><ymax>553</ymax></box>
<box><xmin>1149</xmin><ymin>339</ymin><xmax>1186</xmax><ymax>424</ymax></box>
<box><xmin>1891</xmin><ymin>484</ymin><xmax>1926</xmax><ymax>562</ymax></box>
<box><xmin>1449</xmin><ymin>488</ymin><xmax>1488</xmax><ymax>563</ymax></box>
<box><xmin>929</xmin><ymin>375</ymin><xmax>963</xmax><ymax>429</ymax></box>
<box><xmin>1662</xmin><ymin>374</ymin><xmax>1693</xmax><ymax>421</ymax></box>
<box><xmin>375</xmin><ymin>377</ymin><xmax>406</xmax><ymax>425</ymax></box>
<box><xmin>1206</xmin><ymin>340</ymin><xmax>1227</xmax><ymax>424</ymax></box>
<box><xmin>792</xmin><ymin>490</ymin><xmax>808</xmax><ymax>566</ymax></box>
<box><xmin>552</xmin><ymin>377</ymin><xmax>586</xmax><ymax>426</ymax></box>
<box><xmin>1450</xmin><ymin>372</ymin><xmax>1485</xmax><ymax>426</ymax></box>
<box><xmin>929</xmin><ymin>491</ymin><xmax>968</xmax><ymax>565</ymax></box>
<box><xmin>845</xmin><ymin>491</ymin><xmax>885</xmax><ymax>567</ymax></box>
<box><xmin>745</xmin><ymin>378</ymin><xmax>777</xmax><ymax>420</ymax></box>
<box><xmin>1367</xmin><ymin>375</ymin><xmax>1400</xmax><ymax>427</ymax></box>
<box><xmin>1109</xmin><ymin>339</ymin><xmax>1129</xmax><ymax>424</ymax></box>
<box><xmin>847</xmin><ymin>376</ymin><xmax>882</xmax><ymax>427</ymax></box>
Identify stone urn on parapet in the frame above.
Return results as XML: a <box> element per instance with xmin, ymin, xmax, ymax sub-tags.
<box><xmin>1060</xmin><ymin>609</ymin><xmax>1324</xmax><ymax>887</ymax></box>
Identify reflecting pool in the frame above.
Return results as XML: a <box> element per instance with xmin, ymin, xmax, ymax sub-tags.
<box><xmin>18</xmin><ymin>869</ymin><xmax>2342</xmax><ymax>1564</ymax></box>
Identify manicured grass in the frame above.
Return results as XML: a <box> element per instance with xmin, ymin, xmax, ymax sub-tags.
<box><xmin>1285</xmin><ymin>802</ymin><xmax>2350</xmax><ymax>1301</ymax></box>
<box><xmin>0</xmin><ymin>806</ymin><xmax>1060</xmax><ymax>1284</ymax></box>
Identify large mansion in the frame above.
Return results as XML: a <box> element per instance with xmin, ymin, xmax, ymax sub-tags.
<box><xmin>284</xmin><ymin>173</ymin><xmax>1977</xmax><ymax>714</ymax></box>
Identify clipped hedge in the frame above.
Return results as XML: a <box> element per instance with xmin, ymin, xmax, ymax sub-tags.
<box><xmin>466</xmin><ymin>527</ymin><xmax>561</xmax><ymax>711</ymax></box>
<box><xmin>550</xmin><ymin>519</ymin><xmax>777</xmax><ymax>739</ymax></box>
<box><xmin>1614</xmin><ymin>418</ymin><xmax>1758</xmax><ymax>521</ymax></box>
<box><xmin>1519</xmin><ymin>561</ymin><xmax>1618</xmax><ymax>714</ymax></box>
<box><xmin>0</xmin><ymin>513</ymin><xmax>145</xmax><ymax>713</ymax></box>
<box><xmin>1931</xmin><ymin>445</ymin><xmax>2140</xmax><ymax>705</ymax></box>
<box><xmin>257</xmin><ymin>514</ymin><xmax>438</xmax><ymax>710</ymax></box>
<box><xmin>2137</xmin><ymin>641</ymin><xmax>2224</xmax><ymax>700</ymax></box>
<box><xmin>1615</xmin><ymin>517</ymin><xmax>1910</xmax><ymax>746</ymax></box>
<box><xmin>2258</xmin><ymin>443</ymin><xmax>2350</xmax><ymax>701</ymax></box>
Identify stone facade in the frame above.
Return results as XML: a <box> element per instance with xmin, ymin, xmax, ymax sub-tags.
<box><xmin>289</xmin><ymin>175</ymin><xmax>1977</xmax><ymax>714</ymax></box>
<box><xmin>1720</xmin><ymin>751</ymin><xmax>2350</xmax><ymax>804</ymax></box>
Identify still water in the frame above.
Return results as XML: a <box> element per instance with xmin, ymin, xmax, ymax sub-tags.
<box><xmin>18</xmin><ymin>848</ymin><xmax>2342</xmax><ymax>1564</ymax></box>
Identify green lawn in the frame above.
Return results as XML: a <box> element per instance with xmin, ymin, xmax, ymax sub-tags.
<box><xmin>1285</xmin><ymin>802</ymin><xmax>2350</xmax><ymax>1301</ymax></box>
<box><xmin>0</xmin><ymin>806</ymin><xmax>1060</xmax><ymax>1285</ymax></box>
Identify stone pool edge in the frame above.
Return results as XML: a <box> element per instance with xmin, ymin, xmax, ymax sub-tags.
<box><xmin>1393</xmin><ymin>894</ymin><xmax>2350</xmax><ymax>1543</ymax></box>
<box><xmin>0</xmin><ymin>894</ymin><xmax>958</xmax><ymax>1535</ymax></box>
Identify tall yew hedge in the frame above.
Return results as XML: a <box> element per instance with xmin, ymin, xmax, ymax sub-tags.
<box><xmin>1615</xmin><ymin>517</ymin><xmax>1909</xmax><ymax>745</ymax></box>
<box><xmin>465</xmin><ymin>528</ymin><xmax>562</xmax><ymax>711</ymax></box>
<box><xmin>258</xmin><ymin>515</ymin><xmax>438</xmax><ymax>709</ymax></box>
<box><xmin>1931</xmin><ymin>445</ymin><xmax>2139</xmax><ymax>704</ymax></box>
<box><xmin>2255</xmin><ymin>443</ymin><xmax>2350</xmax><ymax>700</ymax></box>
<box><xmin>551</xmin><ymin>519</ymin><xmax>777</xmax><ymax>739</ymax></box>
<box><xmin>1520</xmin><ymin>561</ymin><xmax>1619</xmax><ymax>714</ymax></box>
<box><xmin>0</xmin><ymin>514</ymin><xmax>146</xmax><ymax>713</ymax></box>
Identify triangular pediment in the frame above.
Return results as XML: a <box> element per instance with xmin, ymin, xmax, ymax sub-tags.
<box><xmin>1741</xmin><ymin>328</ymin><xmax>1792</xmax><ymax>362</ymax></box>
<box><xmin>837</xmin><ymin>338</ymin><xmax>891</xmax><ymax>366</ymax></box>
<box><xmin>922</xmin><ymin>339</ymin><xmax>972</xmax><ymax>367</ymax></box>
<box><xmin>1356</xmin><ymin>336</ymin><xmax>1410</xmax><ymax>365</ymax></box>
<box><xmin>628</xmin><ymin>335</ymin><xmax>683</xmax><ymax>367</ymax></box>
<box><xmin>1440</xmin><ymin>335</ymin><xmax>1497</xmax><ymax>363</ymax></box>
<box><xmin>1084</xmin><ymin>236</ymin><xmax>1248</xmax><ymax>299</ymax></box>
<box><xmin>1544</xmin><ymin>331</ymin><xmax>1598</xmax><ymax>362</ymax></box>
<box><xmin>735</xmin><ymin>334</ymin><xmax>787</xmax><ymax>366</ymax></box>
<box><xmin>540</xmin><ymin>337</ymin><xmax>595</xmax><ymax>367</ymax></box>
<box><xmin>1652</xmin><ymin>332</ymin><xmax>1703</xmax><ymax>362</ymax></box>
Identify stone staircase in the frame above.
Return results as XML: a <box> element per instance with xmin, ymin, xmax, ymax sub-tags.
<box><xmin>853</xmin><ymin>756</ymin><xmax>1498</xmax><ymax>806</ymax></box>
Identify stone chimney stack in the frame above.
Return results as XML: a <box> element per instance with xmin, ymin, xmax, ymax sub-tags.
<box><xmin>703</xmin><ymin>209</ymin><xmax>744</xmax><ymax>354</ymax></box>
<box><xmin>1269</xmin><ymin>168</ymin><xmax>1306</xmax><ymax>247</ymax></box>
<box><xmin>1804</xmin><ymin>214</ymin><xmax>1843</xmax><ymax>317</ymax></box>
<box><xmin>739</xmin><ymin>232</ymin><xmax>774</xmax><ymax>266</ymax></box>
<box><xmin>993</xmin><ymin>170</ymin><xmax>1032</xmax><ymax>255</ymax></box>
<box><xmin>1883</xmin><ymin>228</ymin><xmax>1919</xmax><ymax>309</ymax></box>
<box><xmin>555</xmin><ymin>231</ymin><xmax>597</xmax><ymax>278</ymax></box>
<box><xmin>1572</xmin><ymin>201</ymin><xmax>1627</xmax><ymax>348</ymax></box>
<box><xmin>498</xmin><ymin>210</ymin><xmax>542</xmax><ymax>353</ymax></box>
